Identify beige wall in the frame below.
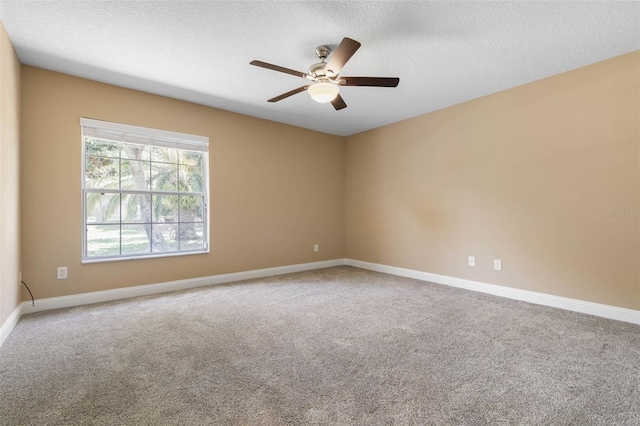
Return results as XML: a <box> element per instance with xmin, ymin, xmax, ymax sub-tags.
<box><xmin>346</xmin><ymin>52</ymin><xmax>640</xmax><ymax>310</ymax></box>
<box><xmin>21</xmin><ymin>66</ymin><xmax>344</xmax><ymax>299</ymax></box>
<box><xmin>0</xmin><ymin>21</ymin><xmax>21</xmax><ymax>325</ymax></box>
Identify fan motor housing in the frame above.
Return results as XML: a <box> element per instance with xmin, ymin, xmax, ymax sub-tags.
<box><xmin>309</xmin><ymin>62</ymin><xmax>328</xmax><ymax>78</ymax></box>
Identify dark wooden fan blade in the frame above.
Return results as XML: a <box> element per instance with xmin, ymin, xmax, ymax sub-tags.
<box><xmin>339</xmin><ymin>77</ymin><xmax>399</xmax><ymax>87</ymax></box>
<box><xmin>267</xmin><ymin>86</ymin><xmax>309</xmax><ymax>103</ymax></box>
<box><xmin>250</xmin><ymin>60</ymin><xmax>309</xmax><ymax>79</ymax></box>
<box><xmin>324</xmin><ymin>37</ymin><xmax>361</xmax><ymax>76</ymax></box>
<box><xmin>331</xmin><ymin>94</ymin><xmax>347</xmax><ymax>110</ymax></box>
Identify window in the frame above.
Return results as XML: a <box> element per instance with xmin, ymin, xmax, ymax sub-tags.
<box><xmin>81</xmin><ymin>118</ymin><xmax>209</xmax><ymax>262</ymax></box>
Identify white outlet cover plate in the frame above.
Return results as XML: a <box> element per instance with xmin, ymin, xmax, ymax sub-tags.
<box><xmin>57</xmin><ymin>267</ymin><xmax>68</xmax><ymax>279</ymax></box>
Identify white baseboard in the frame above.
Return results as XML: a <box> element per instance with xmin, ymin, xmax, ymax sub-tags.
<box><xmin>3</xmin><ymin>257</ymin><xmax>637</xmax><ymax>348</ymax></box>
<box><xmin>345</xmin><ymin>259</ymin><xmax>640</xmax><ymax>325</ymax></box>
<box><xmin>0</xmin><ymin>304</ymin><xmax>22</xmax><ymax>346</ymax></box>
<box><xmin>20</xmin><ymin>259</ymin><xmax>346</xmax><ymax>315</ymax></box>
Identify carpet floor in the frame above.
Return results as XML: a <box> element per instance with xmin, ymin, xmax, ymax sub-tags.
<box><xmin>1</xmin><ymin>266</ymin><xmax>639</xmax><ymax>425</ymax></box>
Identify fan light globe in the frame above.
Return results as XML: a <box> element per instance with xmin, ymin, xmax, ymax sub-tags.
<box><xmin>308</xmin><ymin>82</ymin><xmax>339</xmax><ymax>103</ymax></box>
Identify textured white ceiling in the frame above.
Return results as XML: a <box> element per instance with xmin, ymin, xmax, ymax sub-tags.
<box><xmin>1</xmin><ymin>1</ymin><xmax>639</xmax><ymax>136</ymax></box>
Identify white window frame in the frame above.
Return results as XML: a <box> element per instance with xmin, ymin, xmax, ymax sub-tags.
<box><xmin>81</xmin><ymin>117</ymin><xmax>210</xmax><ymax>263</ymax></box>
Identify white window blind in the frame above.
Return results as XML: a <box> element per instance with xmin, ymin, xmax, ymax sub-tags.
<box><xmin>80</xmin><ymin>117</ymin><xmax>209</xmax><ymax>152</ymax></box>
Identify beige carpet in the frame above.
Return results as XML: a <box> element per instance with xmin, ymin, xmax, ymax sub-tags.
<box><xmin>1</xmin><ymin>266</ymin><xmax>639</xmax><ymax>425</ymax></box>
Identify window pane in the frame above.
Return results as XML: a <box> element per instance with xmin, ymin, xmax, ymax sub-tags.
<box><xmin>152</xmin><ymin>162</ymin><xmax>178</xmax><ymax>192</ymax></box>
<box><xmin>179</xmin><ymin>223</ymin><xmax>203</xmax><ymax>251</ymax></box>
<box><xmin>122</xmin><ymin>194</ymin><xmax>151</xmax><ymax>223</ymax></box>
<box><xmin>179</xmin><ymin>150</ymin><xmax>202</xmax><ymax>165</ymax></box>
<box><xmin>152</xmin><ymin>224</ymin><xmax>178</xmax><ymax>253</ymax></box>
<box><xmin>85</xmin><ymin>156</ymin><xmax>119</xmax><ymax>189</ymax></box>
<box><xmin>87</xmin><ymin>224</ymin><xmax>120</xmax><ymax>257</ymax></box>
<box><xmin>121</xmin><ymin>224</ymin><xmax>151</xmax><ymax>255</ymax></box>
<box><xmin>121</xmin><ymin>144</ymin><xmax>149</xmax><ymax>161</ymax></box>
<box><xmin>86</xmin><ymin>193</ymin><xmax>120</xmax><ymax>224</ymax></box>
<box><xmin>179</xmin><ymin>164</ymin><xmax>203</xmax><ymax>192</ymax></box>
<box><xmin>152</xmin><ymin>195</ymin><xmax>178</xmax><ymax>223</ymax></box>
<box><xmin>151</xmin><ymin>146</ymin><xmax>178</xmax><ymax>163</ymax></box>
<box><xmin>85</xmin><ymin>139</ymin><xmax>120</xmax><ymax>158</ymax></box>
<box><xmin>121</xmin><ymin>159</ymin><xmax>150</xmax><ymax>190</ymax></box>
<box><xmin>178</xmin><ymin>196</ymin><xmax>203</xmax><ymax>222</ymax></box>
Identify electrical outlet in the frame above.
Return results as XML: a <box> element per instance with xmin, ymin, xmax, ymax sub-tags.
<box><xmin>468</xmin><ymin>256</ymin><xmax>475</xmax><ymax>267</ymax></box>
<box><xmin>494</xmin><ymin>259</ymin><xmax>502</xmax><ymax>271</ymax></box>
<box><xmin>57</xmin><ymin>266</ymin><xmax>68</xmax><ymax>280</ymax></box>
<box><xmin>314</xmin><ymin>244</ymin><xmax>319</xmax><ymax>252</ymax></box>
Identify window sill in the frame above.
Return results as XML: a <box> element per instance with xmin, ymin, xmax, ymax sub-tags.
<box><xmin>82</xmin><ymin>249</ymin><xmax>210</xmax><ymax>264</ymax></box>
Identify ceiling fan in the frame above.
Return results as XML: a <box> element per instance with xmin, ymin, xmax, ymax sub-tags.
<box><xmin>250</xmin><ymin>37</ymin><xmax>399</xmax><ymax>111</ymax></box>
